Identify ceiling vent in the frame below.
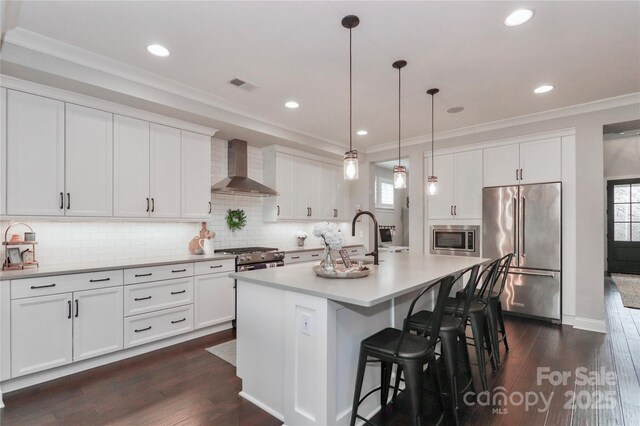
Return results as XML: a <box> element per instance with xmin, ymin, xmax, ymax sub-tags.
<box><xmin>227</xmin><ymin>78</ymin><xmax>257</xmax><ymax>92</ymax></box>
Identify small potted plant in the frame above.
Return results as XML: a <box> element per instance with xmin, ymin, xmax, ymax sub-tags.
<box><xmin>296</xmin><ymin>231</ymin><xmax>308</xmax><ymax>247</ymax></box>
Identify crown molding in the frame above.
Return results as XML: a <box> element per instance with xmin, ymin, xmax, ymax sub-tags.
<box><xmin>1</xmin><ymin>27</ymin><xmax>347</xmax><ymax>155</ymax></box>
<box><xmin>366</xmin><ymin>92</ymin><xmax>640</xmax><ymax>154</ymax></box>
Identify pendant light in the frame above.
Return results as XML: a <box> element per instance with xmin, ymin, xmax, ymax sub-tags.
<box><xmin>342</xmin><ymin>15</ymin><xmax>360</xmax><ymax>180</ymax></box>
<box><xmin>427</xmin><ymin>88</ymin><xmax>440</xmax><ymax>195</ymax></box>
<box><xmin>392</xmin><ymin>60</ymin><xmax>407</xmax><ymax>189</ymax></box>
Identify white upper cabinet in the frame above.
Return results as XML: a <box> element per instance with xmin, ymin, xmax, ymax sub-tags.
<box><xmin>150</xmin><ymin>124</ymin><xmax>181</xmax><ymax>218</ymax></box>
<box><xmin>6</xmin><ymin>90</ymin><xmax>65</xmax><ymax>216</ymax></box>
<box><xmin>426</xmin><ymin>150</ymin><xmax>483</xmax><ymax>219</ymax></box>
<box><xmin>1</xmin><ymin>88</ymin><xmax>6</xmax><ymax>215</ymax></box>
<box><xmin>181</xmin><ymin>130</ymin><xmax>212</xmax><ymax>219</ymax></box>
<box><xmin>518</xmin><ymin>138</ymin><xmax>561</xmax><ymax>184</ymax></box>
<box><xmin>483</xmin><ymin>137</ymin><xmax>561</xmax><ymax>187</ymax></box>
<box><xmin>273</xmin><ymin>152</ymin><xmax>295</xmax><ymax>219</ymax></box>
<box><xmin>321</xmin><ymin>164</ymin><xmax>336</xmax><ymax>220</ymax></box>
<box><xmin>114</xmin><ymin>115</ymin><xmax>150</xmax><ymax>217</ymax></box>
<box><xmin>65</xmin><ymin>104</ymin><xmax>113</xmax><ymax>217</ymax></box>
<box><xmin>293</xmin><ymin>159</ymin><xmax>322</xmax><ymax>219</ymax></box>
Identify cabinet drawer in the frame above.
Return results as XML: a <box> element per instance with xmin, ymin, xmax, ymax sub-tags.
<box><xmin>194</xmin><ymin>259</ymin><xmax>235</xmax><ymax>276</ymax></box>
<box><xmin>11</xmin><ymin>270</ymin><xmax>123</xmax><ymax>299</ymax></box>
<box><xmin>347</xmin><ymin>246</ymin><xmax>365</xmax><ymax>256</ymax></box>
<box><xmin>124</xmin><ymin>277</ymin><xmax>193</xmax><ymax>317</ymax></box>
<box><xmin>124</xmin><ymin>305</ymin><xmax>193</xmax><ymax>348</ymax></box>
<box><xmin>124</xmin><ymin>263</ymin><xmax>193</xmax><ymax>285</ymax></box>
<box><xmin>285</xmin><ymin>251</ymin><xmax>323</xmax><ymax>264</ymax></box>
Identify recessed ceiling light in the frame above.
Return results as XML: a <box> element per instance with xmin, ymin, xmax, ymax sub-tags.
<box><xmin>447</xmin><ymin>106</ymin><xmax>464</xmax><ymax>114</ymax></box>
<box><xmin>534</xmin><ymin>85</ymin><xmax>554</xmax><ymax>94</ymax></box>
<box><xmin>285</xmin><ymin>101</ymin><xmax>299</xmax><ymax>109</ymax></box>
<box><xmin>504</xmin><ymin>9</ymin><xmax>535</xmax><ymax>26</ymax></box>
<box><xmin>356</xmin><ymin>130</ymin><xmax>368</xmax><ymax>136</ymax></box>
<box><xmin>146</xmin><ymin>44</ymin><xmax>170</xmax><ymax>57</ymax></box>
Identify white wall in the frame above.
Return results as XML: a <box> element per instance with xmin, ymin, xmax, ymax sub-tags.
<box><xmin>0</xmin><ymin>139</ymin><xmax>361</xmax><ymax>265</ymax></box>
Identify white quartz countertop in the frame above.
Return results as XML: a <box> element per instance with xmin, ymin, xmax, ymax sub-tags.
<box><xmin>280</xmin><ymin>244</ymin><xmax>363</xmax><ymax>254</ymax></box>
<box><xmin>231</xmin><ymin>252</ymin><xmax>489</xmax><ymax>307</ymax></box>
<box><xmin>0</xmin><ymin>253</ymin><xmax>236</xmax><ymax>281</ymax></box>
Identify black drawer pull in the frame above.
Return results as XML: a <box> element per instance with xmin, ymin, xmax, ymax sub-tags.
<box><xmin>68</xmin><ymin>300</ymin><xmax>72</xmax><ymax>319</ymax></box>
<box><xmin>171</xmin><ymin>269</ymin><xmax>186</xmax><ymax>273</ymax></box>
<box><xmin>89</xmin><ymin>278</ymin><xmax>111</xmax><ymax>283</ymax></box>
<box><xmin>31</xmin><ymin>283</ymin><xmax>56</xmax><ymax>289</ymax></box>
<box><xmin>291</xmin><ymin>256</ymin><xmax>300</xmax><ymax>260</ymax></box>
<box><xmin>171</xmin><ymin>290</ymin><xmax>186</xmax><ymax>295</ymax></box>
<box><xmin>134</xmin><ymin>296</ymin><xmax>152</xmax><ymax>301</ymax></box>
<box><xmin>210</xmin><ymin>265</ymin><xmax>223</xmax><ymax>269</ymax></box>
<box><xmin>135</xmin><ymin>273</ymin><xmax>152</xmax><ymax>277</ymax></box>
<box><xmin>134</xmin><ymin>326</ymin><xmax>152</xmax><ymax>333</ymax></box>
<box><xmin>171</xmin><ymin>318</ymin><xmax>186</xmax><ymax>324</ymax></box>
<box><xmin>311</xmin><ymin>254</ymin><xmax>319</xmax><ymax>257</ymax></box>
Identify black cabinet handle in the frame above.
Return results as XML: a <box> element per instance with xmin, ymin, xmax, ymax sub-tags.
<box><xmin>134</xmin><ymin>296</ymin><xmax>152</xmax><ymax>301</ymax></box>
<box><xmin>277</xmin><ymin>205</ymin><xmax>280</xmax><ymax>216</ymax></box>
<box><xmin>516</xmin><ymin>169</ymin><xmax>519</xmax><ymax>180</ymax></box>
<box><xmin>135</xmin><ymin>273</ymin><xmax>152</xmax><ymax>277</ymax></box>
<box><xmin>171</xmin><ymin>269</ymin><xmax>186</xmax><ymax>273</ymax></box>
<box><xmin>146</xmin><ymin>197</ymin><xmax>150</xmax><ymax>212</ymax></box>
<box><xmin>135</xmin><ymin>326</ymin><xmax>151</xmax><ymax>333</ymax></box>
<box><xmin>171</xmin><ymin>318</ymin><xmax>186</xmax><ymax>324</ymax></box>
<box><xmin>67</xmin><ymin>193</ymin><xmax>70</xmax><ymax>209</ymax></box>
<box><xmin>171</xmin><ymin>290</ymin><xmax>186</xmax><ymax>295</ymax></box>
<box><xmin>450</xmin><ymin>206</ymin><xmax>454</xmax><ymax>216</ymax></box>
<box><xmin>68</xmin><ymin>300</ymin><xmax>71</xmax><ymax>319</ymax></box>
<box><xmin>309</xmin><ymin>207</ymin><xmax>312</xmax><ymax>217</ymax></box>
<box><xmin>151</xmin><ymin>198</ymin><xmax>155</xmax><ymax>213</ymax></box>
<box><xmin>291</xmin><ymin>256</ymin><xmax>300</xmax><ymax>259</ymax></box>
<box><xmin>75</xmin><ymin>299</ymin><xmax>79</xmax><ymax>318</ymax></box>
<box><xmin>60</xmin><ymin>192</ymin><xmax>64</xmax><ymax>209</ymax></box>
<box><xmin>520</xmin><ymin>168</ymin><xmax>523</xmax><ymax>181</ymax></box>
<box><xmin>89</xmin><ymin>278</ymin><xmax>110</xmax><ymax>283</ymax></box>
<box><xmin>208</xmin><ymin>201</ymin><xmax>212</xmax><ymax>214</ymax></box>
<box><xmin>454</xmin><ymin>205</ymin><xmax>457</xmax><ymax>215</ymax></box>
<box><xmin>31</xmin><ymin>283</ymin><xmax>56</xmax><ymax>289</ymax></box>
<box><xmin>210</xmin><ymin>265</ymin><xmax>223</xmax><ymax>269</ymax></box>
<box><xmin>311</xmin><ymin>254</ymin><xmax>319</xmax><ymax>257</ymax></box>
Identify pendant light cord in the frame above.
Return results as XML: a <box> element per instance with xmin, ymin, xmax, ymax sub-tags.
<box><xmin>349</xmin><ymin>27</ymin><xmax>353</xmax><ymax>153</ymax></box>
<box><xmin>431</xmin><ymin>93</ymin><xmax>435</xmax><ymax>174</ymax></box>
<box><xmin>398</xmin><ymin>66</ymin><xmax>401</xmax><ymax>166</ymax></box>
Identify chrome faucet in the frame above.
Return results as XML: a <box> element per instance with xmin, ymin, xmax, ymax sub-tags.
<box><xmin>352</xmin><ymin>210</ymin><xmax>379</xmax><ymax>266</ymax></box>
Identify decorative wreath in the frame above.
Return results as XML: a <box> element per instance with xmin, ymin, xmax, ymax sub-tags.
<box><xmin>226</xmin><ymin>209</ymin><xmax>247</xmax><ymax>232</ymax></box>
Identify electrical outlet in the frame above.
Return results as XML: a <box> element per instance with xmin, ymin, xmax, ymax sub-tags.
<box><xmin>301</xmin><ymin>313</ymin><xmax>312</xmax><ymax>336</ymax></box>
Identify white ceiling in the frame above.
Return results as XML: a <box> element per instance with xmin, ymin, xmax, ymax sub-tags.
<box><xmin>4</xmin><ymin>1</ymin><xmax>640</xmax><ymax>150</ymax></box>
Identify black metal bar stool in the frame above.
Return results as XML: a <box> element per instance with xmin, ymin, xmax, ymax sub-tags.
<box><xmin>349</xmin><ymin>275</ymin><xmax>456</xmax><ymax>426</ymax></box>
<box><xmin>399</xmin><ymin>264</ymin><xmax>481</xmax><ymax>426</ymax></box>
<box><xmin>483</xmin><ymin>253</ymin><xmax>513</xmax><ymax>367</ymax></box>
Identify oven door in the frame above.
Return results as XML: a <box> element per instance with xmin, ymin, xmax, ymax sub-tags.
<box><xmin>237</xmin><ymin>261</ymin><xmax>285</xmax><ymax>272</ymax></box>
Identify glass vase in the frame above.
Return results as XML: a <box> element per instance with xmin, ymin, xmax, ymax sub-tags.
<box><xmin>320</xmin><ymin>245</ymin><xmax>337</xmax><ymax>273</ymax></box>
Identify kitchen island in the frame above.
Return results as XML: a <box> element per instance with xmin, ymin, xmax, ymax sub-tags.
<box><xmin>231</xmin><ymin>251</ymin><xmax>488</xmax><ymax>426</ymax></box>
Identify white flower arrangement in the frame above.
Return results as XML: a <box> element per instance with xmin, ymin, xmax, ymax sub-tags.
<box><xmin>312</xmin><ymin>223</ymin><xmax>344</xmax><ymax>250</ymax></box>
<box><xmin>296</xmin><ymin>231</ymin><xmax>308</xmax><ymax>239</ymax></box>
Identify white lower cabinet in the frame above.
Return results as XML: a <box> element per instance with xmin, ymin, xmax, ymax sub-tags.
<box><xmin>73</xmin><ymin>287</ymin><xmax>123</xmax><ymax>362</ymax></box>
<box><xmin>194</xmin><ymin>273</ymin><xmax>235</xmax><ymax>329</ymax></box>
<box><xmin>124</xmin><ymin>305</ymin><xmax>194</xmax><ymax>348</ymax></box>
<box><xmin>11</xmin><ymin>293</ymin><xmax>73</xmax><ymax>378</ymax></box>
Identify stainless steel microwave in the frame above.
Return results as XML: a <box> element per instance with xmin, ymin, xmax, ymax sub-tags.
<box><xmin>430</xmin><ymin>225</ymin><xmax>480</xmax><ymax>257</ymax></box>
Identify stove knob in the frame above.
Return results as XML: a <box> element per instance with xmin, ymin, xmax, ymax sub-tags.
<box><xmin>240</xmin><ymin>256</ymin><xmax>246</xmax><ymax>261</ymax></box>
<box><xmin>261</xmin><ymin>255</ymin><xmax>266</xmax><ymax>260</ymax></box>
<box><xmin>246</xmin><ymin>255</ymin><xmax>252</xmax><ymax>262</ymax></box>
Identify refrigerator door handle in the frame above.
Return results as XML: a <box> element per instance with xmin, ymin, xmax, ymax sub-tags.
<box><xmin>521</xmin><ymin>196</ymin><xmax>526</xmax><ymax>257</ymax></box>
<box><xmin>513</xmin><ymin>197</ymin><xmax>518</xmax><ymax>258</ymax></box>
<box><xmin>509</xmin><ymin>270</ymin><xmax>555</xmax><ymax>278</ymax></box>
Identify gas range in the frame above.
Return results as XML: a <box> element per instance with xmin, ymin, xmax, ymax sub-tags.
<box><xmin>214</xmin><ymin>246</ymin><xmax>285</xmax><ymax>268</ymax></box>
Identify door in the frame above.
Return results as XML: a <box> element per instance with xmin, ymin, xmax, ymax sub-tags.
<box><xmin>518</xmin><ymin>183</ymin><xmax>561</xmax><ymax>270</ymax></box>
<box><xmin>65</xmin><ymin>104</ymin><xmax>113</xmax><ymax>216</ymax></box>
<box><xmin>275</xmin><ymin>153</ymin><xmax>295</xmax><ymax>219</ymax></box>
<box><xmin>73</xmin><ymin>287</ymin><xmax>124</xmax><ymax>361</ymax></box>
<box><xmin>181</xmin><ymin>131</ymin><xmax>212</xmax><ymax>219</ymax></box>
<box><xmin>426</xmin><ymin>154</ymin><xmax>455</xmax><ymax>219</ymax></box>
<box><xmin>113</xmin><ymin>115</ymin><xmax>150</xmax><ymax>217</ymax></box>
<box><xmin>11</xmin><ymin>293</ymin><xmax>73</xmax><ymax>377</ymax></box>
<box><xmin>6</xmin><ymin>90</ymin><xmax>65</xmax><ymax>216</ymax></box>
<box><xmin>150</xmin><ymin>124</ymin><xmax>181</xmax><ymax>218</ymax></box>
<box><xmin>483</xmin><ymin>144</ymin><xmax>519</xmax><ymax>187</ymax></box>
<box><xmin>519</xmin><ymin>138</ymin><xmax>561</xmax><ymax>184</ymax></box>
<box><xmin>292</xmin><ymin>158</ymin><xmax>310</xmax><ymax>219</ymax></box>
<box><xmin>607</xmin><ymin>179</ymin><xmax>640</xmax><ymax>274</ymax></box>
<box><xmin>321</xmin><ymin>163</ymin><xmax>336</xmax><ymax>219</ymax></box>
<box><xmin>453</xmin><ymin>150</ymin><xmax>483</xmax><ymax>219</ymax></box>
<box><xmin>194</xmin><ymin>273</ymin><xmax>235</xmax><ymax>329</ymax></box>
<box><xmin>482</xmin><ymin>186</ymin><xmax>518</xmax><ymax>260</ymax></box>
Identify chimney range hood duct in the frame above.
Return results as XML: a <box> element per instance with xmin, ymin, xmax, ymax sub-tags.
<box><xmin>211</xmin><ymin>139</ymin><xmax>278</xmax><ymax>197</ymax></box>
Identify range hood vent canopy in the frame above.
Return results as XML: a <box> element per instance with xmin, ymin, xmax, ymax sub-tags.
<box><xmin>211</xmin><ymin>139</ymin><xmax>278</xmax><ymax>197</ymax></box>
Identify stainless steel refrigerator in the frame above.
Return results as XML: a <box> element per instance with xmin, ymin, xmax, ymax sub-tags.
<box><xmin>482</xmin><ymin>183</ymin><xmax>561</xmax><ymax>322</ymax></box>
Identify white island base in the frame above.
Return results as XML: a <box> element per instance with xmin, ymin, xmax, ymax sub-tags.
<box><xmin>234</xmin><ymin>253</ymin><xmax>487</xmax><ymax>425</ymax></box>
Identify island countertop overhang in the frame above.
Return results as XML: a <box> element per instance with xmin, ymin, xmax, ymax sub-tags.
<box><xmin>230</xmin><ymin>252</ymin><xmax>490</xmax><ymax>307</ymax></box>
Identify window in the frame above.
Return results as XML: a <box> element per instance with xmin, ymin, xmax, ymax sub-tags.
<box><xmin>613</xmin><ymin>183</ymin><xmax>640</xmax><ymax>241</ymax></box>
<box><xmin>375</xmin><ymin>177</ymin><xmax>394</xmax><ymax>209</ymax></box>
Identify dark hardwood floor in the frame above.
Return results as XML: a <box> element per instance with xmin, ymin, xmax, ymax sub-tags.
<box><xmin>1</xmin><ymin>278</ymin><xmax>639</xmax><ymax>425</ymax></box>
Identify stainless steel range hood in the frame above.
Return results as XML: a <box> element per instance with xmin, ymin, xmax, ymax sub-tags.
<box><xmin>211</xmin><ymin>139</ymin><xmax>278</xmax><ymax>197</ymax></box>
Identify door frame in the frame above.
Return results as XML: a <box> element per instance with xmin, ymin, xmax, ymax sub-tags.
<box><xmin>606</xmin><ymin>177</ymin><xmax>640</xmax><ymax>274</ymax></box>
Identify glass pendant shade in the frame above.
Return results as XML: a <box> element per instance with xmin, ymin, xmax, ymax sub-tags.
<box><xmin>427</xmin><ymin>175</ymin><xmax>438</xmax><ymax>195</ymax></box>
<box><xmin>393</xmin><ymin>165</ymin><xmax>407</xmax><ymax>189</ymax></box>
<box><xmin>344</xmin><ymin>150</ymin><xmax>359</xmax><ymax>180</ymax></box>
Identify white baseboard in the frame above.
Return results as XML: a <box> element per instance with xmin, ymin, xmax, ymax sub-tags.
<box><xmin>1</xmin><ymin>322</ymin><xmax>232</xmax><ymax>394</ymax></box>
<box><xmin>239</xmin><ymin>391</ymin><xmax>284</xmax><ymax>422</ymax></box>
<box><xmin>562</xmin><ymin>314</ymin><xmax>575</xmax><ymax>325</ymax></box>
<box><xmin>573</xmin><ymin>316</ymin><xmax>607</xmax><ymax>334</ymax></box>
